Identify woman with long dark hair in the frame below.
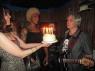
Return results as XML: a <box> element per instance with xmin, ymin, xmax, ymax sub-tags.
<box><xmin>0</xmin><ymin>7</ymin><xmax>50</xmax><ymax>71</ymax></box>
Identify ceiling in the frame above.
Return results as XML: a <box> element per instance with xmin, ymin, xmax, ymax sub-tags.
<box><xmin>1</xmin><ymin>0</ymin><xmax>71</xmax><ymax>9</ymax></box>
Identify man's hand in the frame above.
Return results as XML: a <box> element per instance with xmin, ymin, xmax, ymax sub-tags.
<box><xmin>80</xmin><ymin>57</ymin><xmax>94</xmax><ymax>67</ymax></box>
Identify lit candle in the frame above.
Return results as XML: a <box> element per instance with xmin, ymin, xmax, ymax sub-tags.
<box><xmin>43</xmin><ymin>27</ymin><xmax>45</xmax><ymax>34</ymax></box>
<box><xmin>49</xmin><ymin>27</ymin><xmax>51</xmax><ymax>34</ymax></box>
<box><xmin>48</xmin><ymin>27</ymin><xmax>49</xmax><ymax>34</ymax></box>
<box><xmin>48</xmin><ymin>27</ymin><xmax>50</xmax><ymax>34</ymax></box>
<box><xmin>45</xmin><ymin>27</ymin><xmax>48</xmax><ymax>34</ymax></box>
<box><xmin>51</xmin><ymin>27</ymin><xmax>53</xmax><ymax>34</ymax></box>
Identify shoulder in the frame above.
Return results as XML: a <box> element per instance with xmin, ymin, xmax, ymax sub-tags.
<box><xmin>80</xmin><ymin>32</ymin><xmax>89</xmax><ymax>38</ymax></box>
<box><xmin>79</xmin><ymin>31</ymin><xmax>91</xmax><ymax>41</ymax></box>
<box><xmin>0</xmin><ymin>32</ymin><xmax>7</xmax><ymax>44</ymax></box>
<box><xmin>0</xmin><ymin>32</ymin><xmax>8</xmax><ymax>40</ymax></box>
<box><xmin>0</xmin><ymin>32</ymin><xmax>7</xmax><ymax>41</ymax></box>
<box><xmin>0</xmin><ymin>32</ymin><xmax>4</xmax><ymax>37</ymax></box>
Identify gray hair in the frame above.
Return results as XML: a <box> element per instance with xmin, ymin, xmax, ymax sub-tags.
<box><xmin>73</xmin><ymin>14</ymin><xmax>81</xmax><ymax>26</ymax></box>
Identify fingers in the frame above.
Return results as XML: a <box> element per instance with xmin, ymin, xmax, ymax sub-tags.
<box><xmin>41</xmin><ymin>42</ymin><xmax>52</xmax><ymax>47</ymax></box>
<box><xmin>81</xmin><ymin>58</ymin><xmax>94</xmax><ymax>67</ymax></box>
<box><xmin>43</xmin><ymin>58</ymin><xmax>48</xmax><ymax>66</ymax></box>
<box><xmin>31</xmin><ymin>58</ymin><xmax>36</xmax><ymax>63</ymax></box>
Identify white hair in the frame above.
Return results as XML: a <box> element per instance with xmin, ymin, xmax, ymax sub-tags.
<box><xmin>73</xmin><ymin>14</ymin><xmax>81</xmax><ymax>26</ymax></box>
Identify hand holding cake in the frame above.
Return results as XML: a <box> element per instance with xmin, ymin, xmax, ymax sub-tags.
<box><xmin>41</xmin><ymin>42</ymin><xmax>52</xmax><ymax>47</ymax></box>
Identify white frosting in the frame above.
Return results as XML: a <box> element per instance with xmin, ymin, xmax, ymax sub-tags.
<box><xmin>43</xmin><ymin>34</ymin><xmax>57</xmax><ymax>43</ymax></box>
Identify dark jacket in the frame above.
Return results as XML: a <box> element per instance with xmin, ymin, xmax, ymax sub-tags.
<box><xmin>61</xmin><ymin>29</ymin><xmax>93</xmax><ymax>71</ymax></box>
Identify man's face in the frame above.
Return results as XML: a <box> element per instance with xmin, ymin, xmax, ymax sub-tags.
<box><xmin>31</xmin><ymin>14</ymin><xmax>40</xmax><ymax>24</ymax></box>
<box><xmin>67</xmin><ymin>15</ymin><xmax>77</xmax><ymax>29</ymax></box>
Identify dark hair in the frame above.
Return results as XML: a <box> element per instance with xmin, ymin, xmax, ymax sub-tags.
<box><xmin>0</xmin><ymin>7</ymin><xmax>13</xmax><ymax>32</ymax></box>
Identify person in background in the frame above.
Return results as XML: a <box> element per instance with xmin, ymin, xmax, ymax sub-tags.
<box><xmin>59</xmin><ymin>14</ymin><xmax>94</xmax><ymax>71</ymax></box>
<box><xmin>21</xmin><ymin>26</ymin><xmax>27</xmax><ymax>41</ymax></box>
<box><xmin>21</xmin><ymin>7</ymin><xmax>48</xmax><ymax>71</ymax></box>
<box><xmin>0</xmin><ymin>7</ymin><xmax>50</xmax><ymax>71</ymax></box>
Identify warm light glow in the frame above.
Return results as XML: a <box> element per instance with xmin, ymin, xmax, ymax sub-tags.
<box><xmin>42</xmin><ymin>25</ymin><xmax>57</xmax><ymax>43</ymax></box>
<box><xmin>42</xmin><ymin>26</ymin><xmax>54</xmax><ymax>34</ymax></box>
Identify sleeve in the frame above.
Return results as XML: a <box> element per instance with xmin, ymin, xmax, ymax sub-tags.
<box><xmin>82</xmin><ymin>33</ymin><xmax>93</xmax><ymax>58</ymax></box>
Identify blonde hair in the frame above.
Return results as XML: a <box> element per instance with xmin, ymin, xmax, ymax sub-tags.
<box><xmin>26</xmin><ymin>7</ymin><xmax>40</xmax><ymax>22</ymax></box>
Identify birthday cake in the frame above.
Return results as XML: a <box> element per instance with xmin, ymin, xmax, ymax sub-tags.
<box><xmin>42</xmin><ymin>26</ymin><xmax>57</xmax><ymax>43</ymax></box>
<box><xmin>43</xmin><ymin>34</ymin><xmax>57</xmax><ymax>43</ymax></box>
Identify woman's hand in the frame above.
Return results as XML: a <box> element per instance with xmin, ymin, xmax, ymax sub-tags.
<box><xmin>31</xmin><ymin>58</ymin><xmax>36</xmax><ymax>63</ymax></box>
<box><xmin>43</xmin><ymin>56</ymin><xmax>48</xmax><ymax>66</ymax></box>
<box><xmin>41</xmin><ymin>43</ymin><xmax>52</xmax><ymax>48</ymax></box>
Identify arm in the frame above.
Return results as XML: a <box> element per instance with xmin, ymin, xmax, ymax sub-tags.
<box><xmin>0</xmin><ymin>32</ymin><xmax>46</xmax><ymax>58</ymax></box>
<box><xmin>43</xmin><ymin>47</ymin><xmax>48</xmax><ymax>65</ymax></box>
<box><xmin>20</xmin><ymin>28</ymin><xmax>27</xmax><ymax>41</ymax></box>
<box><xmin>82</xmin><ymin>33</ymin><xmax>93</xmax><ymax>58</ymax></box>
<box><xmin>81</xmin><ymin>33</ymin><xmax>94</xmax><ymax>67</ymax></box>
<box><xmin>12</xmin><ymin>33</ymin><xmax>42</xmax><ymax>49</ymax></box>
<box><xmin>44</xmin><ymin>47</ymin><xmax>48</xmax><ymax>57</ymax></box>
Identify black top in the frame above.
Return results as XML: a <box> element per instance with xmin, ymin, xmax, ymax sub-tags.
<box><xmin>25</xmin><ymin>31</ymin><xmax>45</xmax><ymax>61</ymax></box>
<box><xmin>26</xmin><ymin>31</ymin><xmax>42</xmax><ymax>43</ymax></box>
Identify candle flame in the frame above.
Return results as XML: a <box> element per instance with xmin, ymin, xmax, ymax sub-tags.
<box><xmin>42</xmin><ymin>26</ymin><xmax>54</xmax><ymax>34</ymax></box>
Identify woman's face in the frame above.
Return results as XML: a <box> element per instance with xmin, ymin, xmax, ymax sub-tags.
<box><xmin>31</xmin><ymin>14</ymin><xmax>40</xmax><ymax>24</ymax></box>
<box><xmin>4</xmin><ymin>12</ymin><xmax>11</xmax><ymax>26</ymax></box>
<box><xmin>67</xmin><ymin>15</ymin><xmax>77</xmax><ymax>29</ymax></box>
